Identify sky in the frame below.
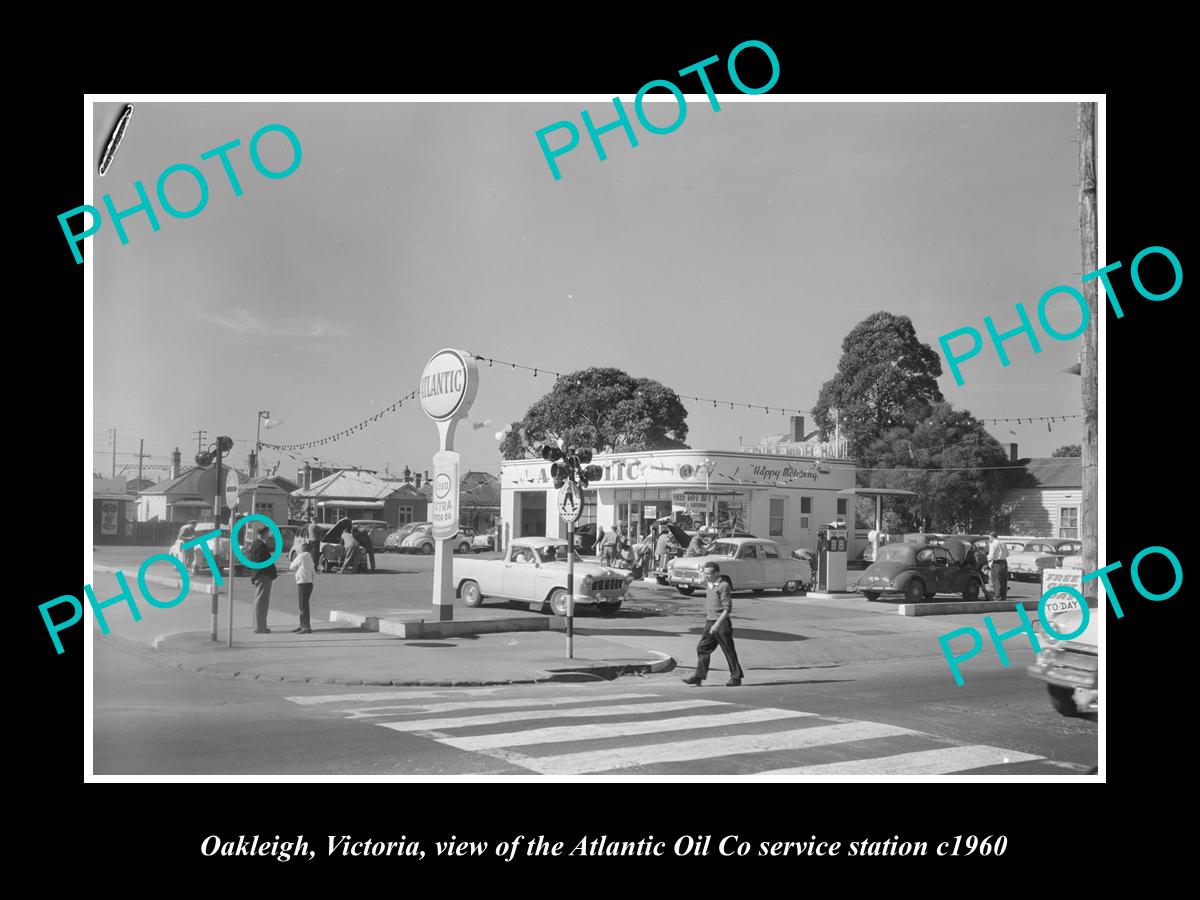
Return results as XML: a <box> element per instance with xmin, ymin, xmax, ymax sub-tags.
<box><xmin>90</xmin><ymin>99</ymin><xmax>1086</xmax><ymax>483</ymax></box>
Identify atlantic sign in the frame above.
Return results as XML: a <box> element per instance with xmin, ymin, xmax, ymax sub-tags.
<box><xmin>419</xmin><ymin>348</ymin><xmax>478</xmax><ymax>422</ymax></box>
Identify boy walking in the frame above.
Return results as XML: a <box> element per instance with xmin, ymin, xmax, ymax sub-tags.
<box><xmin>683</xmin><ymin>562</ymin><xmax>744</xmax><ymax>687</ymax></box>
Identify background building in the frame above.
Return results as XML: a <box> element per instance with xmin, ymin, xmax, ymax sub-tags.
<box><xmin>997</xmin><ymin>449</ymin><xmax>1082</xmax><ymax>538</ymax></box>
<box><xmin>500</xmin><ymin>448</ymin><xmax>856</xmax><ymax>555</ymax></box>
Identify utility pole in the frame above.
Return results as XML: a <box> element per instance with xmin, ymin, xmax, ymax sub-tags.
<box><xmin>1078</xmin><ymin>102</ymin><xmax>1098</xmax><ymax>601</ymax></box>
<box><xmin>109</xmin><ymin>428</ymin><xmax>117</xmax><ymax>477</ymax></box>
<box><xmin>194</xmin><ymin>429</ymin><xmax>207</xmax><ymax>454</ymax></box>
<box><xmin>136</xmin><ymin>438</ymin><xmax>147</xmax><ymax>487</ymax></box>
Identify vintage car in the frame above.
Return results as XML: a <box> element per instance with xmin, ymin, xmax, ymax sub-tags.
<box><xmin>856</xmin><ymin>540</ymin><xmax>986</xmax><ymax>603</ymax></box>
<box><xmin>666</xmin><ymin>537</ymin><xmax>812</xmax><ymax>596</ymax></box>
<box><xmin>453</xmin><ymin>536</ymin><xmax>633</xmax><ymax>616</ymax></box>
<box><xmin>471</xmin><ymin>527</ymin><xmax>497</xmax><ymax>552</ymax></box>
<box><xmin>1027</xmin><ymin>597</ymin><xmax>1098</xmax><ymax>717</ymax></box>
<box><xmin>385</xmin><ymin>522</ymin><xmax>422</xmax><ymax>552</ymax></box>
<box><xmin>399</xmin><ymin>522</ymin><xmax>473</xmax><ymax>555</ymax></box>
<box><xmin>1008</xmin><ymin>540</ymin><xmax>1083</xmax><ymax>581</ymax></box>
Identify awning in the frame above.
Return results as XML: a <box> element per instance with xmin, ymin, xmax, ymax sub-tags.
<box><xmin>317</xmin><ymin>500</ymin><xmax>385</xmax><ymax>509</ymax></box>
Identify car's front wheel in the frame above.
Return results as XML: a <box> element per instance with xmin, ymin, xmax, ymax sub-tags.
<box><xmin>548</xmin><ymin>589</ymin><xmax>571</xmax><ymax>617</ymax></box>
<box><xmin>1047</xmin><ymin>684</ymin><xmax>1080</xmax><ymax>717</ymax></box>
<box><xmin>675</xmin><ymin>585</ymin><xmax>695</xmax><ymax>596</ymax></box>
<box><xmin>420</xmin><ymin>543</ymin><xmax>434</xmax><ymax>555</ymax></box>
<box><xmin>461</xmin><ymin>580</ymin><xmax>484</xmax><ymax>608</ymax></box>
<box><xmin>905</xmin><ymin>579</ymin><xmax>926</xmax><ymax>603</ymax></box>
<box><xmin>457</xmin><ymin>542</ymin><xmax>470</xmax><ymax>554</ymax></box>
<box><xmin>781</xmin><ymin>580</ymin><xmax>801</xmax><ymax>595</ymax></box>
<box><xmin>963</xmin><ymin>579</ymin><xmax>981</xmax><ymax>602</ymax></box>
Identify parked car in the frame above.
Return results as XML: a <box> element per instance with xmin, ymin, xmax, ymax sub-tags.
<box><xmin>1026</xmin><ymin>598</ymin><xmax>1097</xmax><ymax>717</ymax></box>
<box><xmin>353</xmin><ymin>519</ymin><xmax>391</xmax><ymax>552</ymax></box>
<box><xmin>1008</xmin><ymin>540</ymin><xmax>1082</xmax><ymax>582</ymax></box>
<box><xmin>454</xmin><ymin>536</ymin><xmax>633</xmax><ymax>616</ymax></box>
<box><xmin>856</xmin><ymin>540</ymin><xmax>986</xmax><ymax>603</ymax></box>
<box><xmin>572</xmin><ymin>523</ymin><xmax>599</xmax><ymax>555</ymax></box>
<box><xmin>1060</xmin><ymin>554</ymin><xmax>1083</xmax><ymax>569</ymax></box>
<box><xmin>667</xmin><ymin>537</ymin><xmax>812</xmax><ymax>596</ymax></box>
<box><xmin>471</xmin><ymin>527</ymin><xmax>497</xmax><ymax>552</ymax></box>
<box><xmin>399</xmin><ymin>523</ymin><xmax>473</xmax><ymax>555</ymax></box>
<box><xmin>385</xmin><ymin>522</ymin><xmax>422</xmax><ymax>552</ymax></box>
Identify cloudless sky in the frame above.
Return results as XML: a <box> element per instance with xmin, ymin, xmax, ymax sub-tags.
<box><xmin>91</xmin><ymin>100</ymin><xmax>1084</xmax><ymax>482</ymax></box>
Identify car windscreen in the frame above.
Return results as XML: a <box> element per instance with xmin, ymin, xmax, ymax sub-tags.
<box><xmin>706</xmin><ymin>542</ymin><xmax>738</xmax><ymax>557</ymax></box>
<box><xmin>875</xmin><ymin>545</ymin><xmax>914</xmax><ymax>563</ymax></box>
<box><xmin>536</xmin><ymin>544</ymin><xmax>578</xmax><ymax>563</ymax></box>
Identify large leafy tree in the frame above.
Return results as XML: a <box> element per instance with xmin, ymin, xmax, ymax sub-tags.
<box><xmin>500</xmin><ymin>367</ymin><xmax>689</xmax><ymax>459</ymax></box>
<box><xmin>812</xmin><ymin>312</ymin><xmax>944</xmax><ymax>458</ymax></box>
<box><xmin>1052</xmin><ymin>444</ymin><xmax>1082</xmax><ymax>457</ymax></box>
<box><xmin>860</xmin><ymin>402</ymin><xmax>1017</xmax><ymax>533</ymax></box>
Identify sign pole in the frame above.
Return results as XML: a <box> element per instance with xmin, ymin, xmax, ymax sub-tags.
<box><xmin>211</xmin><ymin>451</ymin><xmax>221</xmax><ymax>642</ymax></box>
<box><xmin>420</xmin><ymin>349</ymin><xmax>479</xmax><ymax>625</ymax></box>
<box><xmin>566</xmin><ymin>520</ymin><xmax>574</xmax><ymax>659</ymax></box>
<box><xmin>227</xmin><ymin>513</ymin><xmax>236</xmax><ymax>648</ymax></box>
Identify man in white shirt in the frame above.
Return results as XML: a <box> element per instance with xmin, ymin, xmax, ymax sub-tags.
<box><xmin>986</xmin><ymin>532</ymin><xmax>1009</xmax><ymax>602</ymax></box>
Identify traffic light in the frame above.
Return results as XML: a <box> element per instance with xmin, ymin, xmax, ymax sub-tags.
<box><xmin>539</xmin><ymin>444</ymin><xmax>598</xmax><ymax>490</ymax></box>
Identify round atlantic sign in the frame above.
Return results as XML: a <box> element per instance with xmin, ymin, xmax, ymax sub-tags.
<box><xmin>419</xmin><ymin>348</ymin><xmax>479</xmax><ymax>422</ymax></box>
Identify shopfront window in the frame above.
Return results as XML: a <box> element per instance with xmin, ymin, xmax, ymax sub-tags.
<box><xmin>1059</xmin><ymin>507</ymin><xmax>1079</xmax><ymax>539</ymax></box>
<box><xmin>836</xmin><ymin>498</ymin><xmax>848</xmax><ymax>519</ymax></box>
<box><xmin>769</xmin><ymin>498</ymin><xmax>784</xmax><ymax>537</ymax></box>
<box><xmin>800</xmin><ymin>497</ymin><xmax>811</xmax><ymax>530</ymax></box>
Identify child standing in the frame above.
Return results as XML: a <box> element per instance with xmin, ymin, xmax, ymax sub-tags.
<box><xmin>289</xmin><ymin>540</ymin><xmax>316</xmax><ymax>634</ymax></box>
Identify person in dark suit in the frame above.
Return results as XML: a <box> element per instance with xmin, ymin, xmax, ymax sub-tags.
<box><xmin>247</xmin><ymin>525</ymin><xmax>278</xmax><ymax>633</ymax></box>
<box><xmin>357</xmin><ymin>527</ymin><xmax>376</xmax><ymax>571</ymax></box>
<box><xmin>683</xmin><ymin>562</ymin><xmax>744</xmax><ymax>687</ymax></box>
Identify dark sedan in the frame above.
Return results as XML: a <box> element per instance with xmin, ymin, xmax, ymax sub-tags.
<box><xmin>856</xmin><ymin>540</ymin><xmax>986</xmax><ymax>603</ymax></box>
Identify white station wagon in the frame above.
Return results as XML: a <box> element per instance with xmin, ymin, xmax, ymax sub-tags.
<box><xmin>667</xmin><ymin>537</ymin><xmax>812</xmax><ymax>596</ymax></box>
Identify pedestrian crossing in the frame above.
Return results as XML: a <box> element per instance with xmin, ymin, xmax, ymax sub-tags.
<box><xmin>283</xmin><ymin>686</ymin><xmax>1074</xmax><ymax>776</ymax></box>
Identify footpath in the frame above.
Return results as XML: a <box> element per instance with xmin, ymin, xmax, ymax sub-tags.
<box><xmin>89</xmin><ymin>568</ymin><xmax>673</xmax><ymax>687</ymax></box>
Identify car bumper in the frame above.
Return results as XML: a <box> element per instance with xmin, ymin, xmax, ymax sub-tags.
<box><xmin>1026</xmin><ymin>645</ymin><xmax>1098</xmax><ymax>691</ymax></box>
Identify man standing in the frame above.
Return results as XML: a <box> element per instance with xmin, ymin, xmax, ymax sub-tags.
<box><xmin>682</xmin><ymin>562</ymin><xmax>744</xmax><ymax>687</ymax></box>
<box><xmin>306</xmin><ymin>519</ymin><xmax>324</xmax><ymax>574</ymax></box>
<box><xmin>987</xmin><ymin>532</ymin><xmax>1009</xmax><ymax>602</ymax></box>
<box><xmin>357</xmin><ymin>527</ymin><xmax>376</xmax><ymax>571</ymax></box>
<box><xmin>247</xmin><ymin>524</ymin><xmax>278</xmax><ymax>634</ymax></box>
<box><xmin>654</xmin><ymin>526</ymin><xmax>674</xmax><ymax>572</ymax></box>
<box><xmin>598</xmin><ymin>525</ymin><xmax>618</xmax><ymax>567</ymax></box>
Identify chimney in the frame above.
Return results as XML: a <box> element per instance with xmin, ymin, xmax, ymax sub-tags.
<box><xmin>170</xmin><ymin>447</ymin><xmax>181</xmax><ymax>478</ymax></box>
<box><xmin>790</xmin><ymin>415</ymin><xmax>805</xmax><ymax>443</ymax></box>
<box><xmin>1009</xmin><ymin>442</ymin><xmax>1019</xmax><ymax>463</ymax></box>
<box><xmin>404</xmin><ymin>465</ymin><xmax>412</xmax><ymax>484</ymax></box>
<box><xmin>424</xmin><ymin>469</ymin><xmax>430</xmax><ymax>484</ymax></box>
<box><xmin>415</xmin><ymin>472</ymin><xmax>423</xmax><ymax>488</ymax></box>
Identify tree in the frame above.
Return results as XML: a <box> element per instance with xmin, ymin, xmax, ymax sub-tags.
<box><xmin>860</xmin><ymin>402</ymin><xmax>1017</xmax><ymax>533</ymax></box>
<box><xmin>500</xmin><ymin>368</ymin><xmax>689</xmax><ymax>459</ymax></box>
<box><xmin>812</xmin><ymin>312</ymin><xmax>944</xmax><ymax>459</ymax></box>
<box><xmin>1052</xmin><ymin>444</ymin><xmax>1082</xmax><ymax>457</ymax></box>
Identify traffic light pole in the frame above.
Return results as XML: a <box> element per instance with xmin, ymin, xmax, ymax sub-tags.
<box><xmin>566</xmin><ymin>520</ymin><xmax>574</xmax><ymax>659</ymax></box>
<box><xmin>211</xmin><ymin>450</ymin><xmax>221</xmax><ymax>643</ymax></box>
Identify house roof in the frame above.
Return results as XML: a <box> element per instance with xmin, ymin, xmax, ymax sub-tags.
<box><xmin>139</xmin><ymin>465</ymin><xmax>247</xmax><ymax>498</ymax></box>
<box><xmin>292</xmin><ymin>469</ymin><xmax>406</xmax><ymax>500</ymax></box>
<box><xmin>238</xmin><ymin>476</ymin><xmax>288</xmax><ymax>496</ymax></box>
<box><xmin>461</xmin><ymin>471</ymin><xmax>501</xmax><ymax>507</ymax></box>
<box><xmin>1018</xmin><ymin>457</ymin><xmax>1082</xmax><ymax>489</ymax></box>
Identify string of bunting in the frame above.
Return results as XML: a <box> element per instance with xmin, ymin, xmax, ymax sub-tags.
<box><xmin>260</xmin><ymin>390</ymin><xmax>419</xmax><ymax>451</ymax></box>
<box><xmin>464</xmin><ymin>352</ymin><xmax>815</xmax><ymax>416</ymax></box>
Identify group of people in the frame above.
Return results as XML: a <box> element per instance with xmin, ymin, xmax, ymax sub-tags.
<box><xmin>593</xmin><ymin>522</ymin><xmax>719</xmax><ymax>574</ymax></box>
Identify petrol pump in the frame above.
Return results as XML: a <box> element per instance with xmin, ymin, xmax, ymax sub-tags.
<box><xmin>817</xmin><ymin>521</ymin><xmax>848</xmax><ymax>591</ymax></box>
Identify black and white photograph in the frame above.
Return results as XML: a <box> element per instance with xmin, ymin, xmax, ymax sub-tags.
<box><xmin>76</xmin><ymin>90</ymin><xmax>1116</xmax><ymax>784</ymax></box>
